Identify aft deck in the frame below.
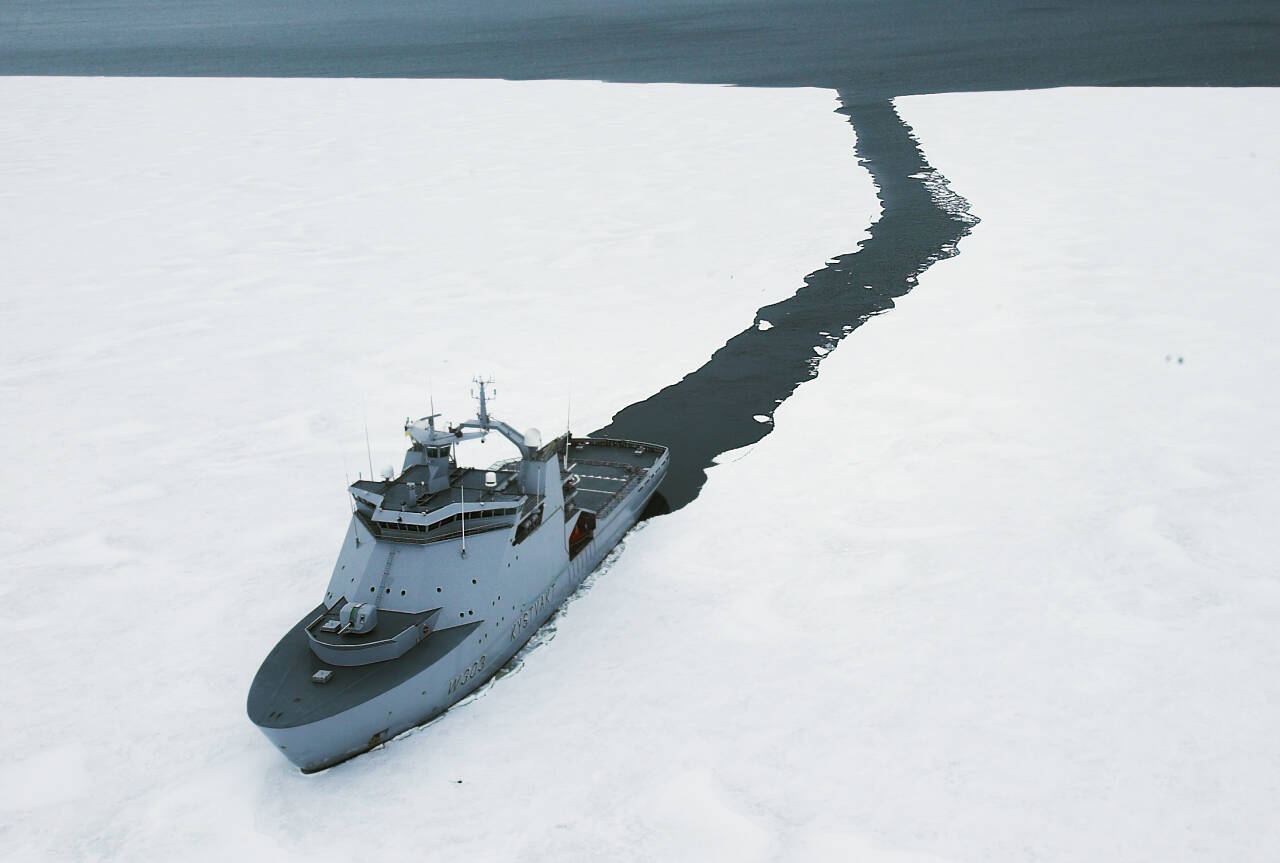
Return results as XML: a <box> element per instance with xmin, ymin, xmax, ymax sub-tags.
<box><xmin>564</xmin><ymin>437</ymin><xmax>665</xmax><ymax>520</ymax></box>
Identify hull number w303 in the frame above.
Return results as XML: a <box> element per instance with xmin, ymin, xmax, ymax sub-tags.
<box><xmin>448</xmin><ymin>655</ymin><xmax>487</xmax><ymax>695</ymax></box>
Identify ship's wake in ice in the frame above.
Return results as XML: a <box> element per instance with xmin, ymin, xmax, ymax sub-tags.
<box><xmin>597</xmin><ymin>98</ymin><xmax>978</xmax><ymax>512</ymax></box>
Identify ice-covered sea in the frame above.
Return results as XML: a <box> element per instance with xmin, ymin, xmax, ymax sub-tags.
<box><xmin>2</xmin><ymin>79</ymin><xmax>1278</xmax><ymax>862</ymax></box>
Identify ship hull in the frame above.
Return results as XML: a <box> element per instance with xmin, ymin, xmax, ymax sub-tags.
<box><xmin>251</xmin><ymin>447</ymin><xmax>665</xmax><ymax>773</ymax></box>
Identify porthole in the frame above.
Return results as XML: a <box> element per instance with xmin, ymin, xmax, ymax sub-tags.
<box><xmin>471</xmin><ymin>579</ymin><xmax>477</xmax><ymax>585</ymax></box>
<box><xmin>401</xmin><ymin>590</ymin><xmax>406</xmax><ymax>596</ymax></box>
<box><xmin>436</xmin><ymin>587</ymin><xmax>442</xmax><ymax>593</ymax></box>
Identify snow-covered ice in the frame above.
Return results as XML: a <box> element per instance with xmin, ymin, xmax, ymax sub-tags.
<box><xmin>629</xmin><ymin>87</ymin><xmax>1280</xmax><ymax>861</ymax></box>
<box><xmin>3</xmin><ymin>79</ymin><xmax>1280</xmax><ymax>862</ymax></box>
<box><xmin>0</xmin><ymin>77</ymin><xmax>871</xmax><ymax>861</ymax></box>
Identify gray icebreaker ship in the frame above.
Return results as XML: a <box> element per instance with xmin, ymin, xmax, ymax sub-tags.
<box><xmin>248</xmin><ymin>381</ymin><xmax>668</xmax><ymax>772</ymax></box>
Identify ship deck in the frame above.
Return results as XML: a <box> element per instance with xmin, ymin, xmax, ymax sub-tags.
<box><xmin>352</xmin><ymin>438</ymin><xmax>665</xmax><ymax>518</ymax></box>
<box><xmin>248</xmin><ymin>606</ymin><xmax>484</xmax><ymax>729</ymax></box>
<box><xmin>248</xmin><ymin>436</ymin><xmax>667</xmax><ymax>735</ymax></box>
<box><xmin>353</xmin><ymin>465</ymin><xmax>523</xmax><ymax>514</ymax></box>
<box><xmin>564</xmin><ymin>437</ymin><xmax>665</xmax><ymax>521</ymax></box>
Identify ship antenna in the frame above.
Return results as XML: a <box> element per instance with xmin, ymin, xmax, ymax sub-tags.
<box><xmin>363</xmin><ymin>407</ymin><xmax>375</xmax><ymax>484</ymax></box>
<box><xmin>564</xmin><ymin>391</ymin><xmax>572</xmax><ymax>470</ymax></box>
<box><xmin>472</xmin><ymin>374</ymin><xmax>496</xmax><ymax>427</ymax></box>
<box><xmin>342</xmin><ymin>451</ymin><xmax>355</xmax><ymax>513</ymax></box>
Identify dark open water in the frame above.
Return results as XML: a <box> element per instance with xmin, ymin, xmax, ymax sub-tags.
<box><xmin>5</xmin><ymin>1</ymin><xmax>1277</xmax><ymax>93</ymax></box>
<box><xmin>601</xmin><ymin>98</ymin><xmax>978</xmax><ymax>511</ymax></box>
<box><xmin>8</xmin><ymin>1</ymin><xmax>1278</xmax><ymax>511</ymax></box>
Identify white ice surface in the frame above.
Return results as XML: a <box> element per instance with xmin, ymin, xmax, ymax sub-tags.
<box><xmin>3</xmin><ymin>80</ymin><xmax>1279</xmax><ymax>863</ymax></box>
<box><xmin>0</xmin><ymin>78</ymin><xmax>872</xmax><ymax>861</ymax></box>
<box><xmin>678</xmin><ymin>87</ymin><xmax>1279</xmax><ymax>861</ymax></box>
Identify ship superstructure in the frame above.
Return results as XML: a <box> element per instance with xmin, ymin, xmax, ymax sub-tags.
<box><xmin>248</xmin><ymin>380</ymin><xmax>668</xmax><ymax>772</ymax></box>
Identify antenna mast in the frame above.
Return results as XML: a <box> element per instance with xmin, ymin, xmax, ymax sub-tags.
<box><xmin>363</xmin><ymin>414</ymin><xmax>375</xmax><ymax>482</ymax></box>
<box><xmin>564</xmin><ymin>391</ymin><xmax>572</xmax><ymax>470</ymax></box>
<box><xmin>341</xmin><ymin>450</ymin><xmax>355</xmax><ymax>512</ymax></box>
<box><xmin>472</xmin><ymin>375</ymin><xmax>495</xmax><ymax>426</ymax></box>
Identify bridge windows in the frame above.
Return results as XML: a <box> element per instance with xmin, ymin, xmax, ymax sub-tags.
<box><xmin>374</xmin><ymin>505</ymin><xmax>520</xmax><ymax>537</ymax></box>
